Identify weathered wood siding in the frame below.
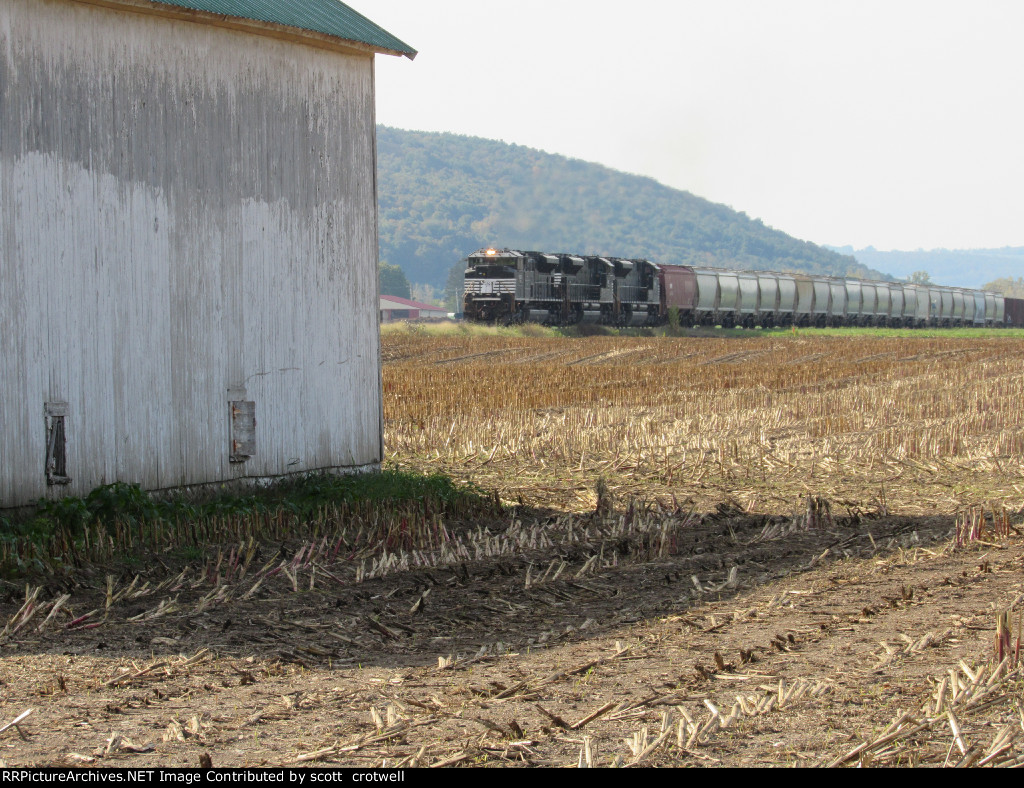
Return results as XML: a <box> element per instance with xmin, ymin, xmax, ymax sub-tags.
<box><xmin>0</xmin><ymin>0</ymin><xmax>383</xmax><ymax>507</ymax></box>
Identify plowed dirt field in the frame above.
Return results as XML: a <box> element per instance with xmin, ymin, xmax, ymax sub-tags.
<box><xmin>2</xmin><ymin>331</ymin><xmax>1023</xmax><ymax>768</ymax></box>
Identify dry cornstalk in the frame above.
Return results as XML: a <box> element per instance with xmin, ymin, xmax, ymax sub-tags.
<box><xmin>0</xmin><ymin>709</ymin><xmax>32</xmax><ymax>739</ymax></box>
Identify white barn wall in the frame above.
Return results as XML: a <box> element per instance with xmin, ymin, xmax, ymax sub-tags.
<box><xmin>0</xmin><ymin>0</ymin><xmax>383</xmax><ymax>507</ymax></box>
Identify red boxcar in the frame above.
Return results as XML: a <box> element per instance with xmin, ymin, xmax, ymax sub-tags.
<box><xmin>659</xmin><ymin>264</ymin><xmax>698</xmax><ymax>323</ymax></box>
<box><xmin>1004</xmin><ymin>297</ymin><xmax>1024</xmax><ymax>328</ymax></box>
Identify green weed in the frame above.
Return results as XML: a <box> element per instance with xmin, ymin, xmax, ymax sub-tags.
<box><xmin>0</xmin><ymin>470</ymin><xmax>500</xmax><ymax>580</ymax></box>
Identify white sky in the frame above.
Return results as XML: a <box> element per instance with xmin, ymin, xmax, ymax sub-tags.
<box><xmin>366</xmin><ymin>0</ymin><xmax>1024</xmax><ymax>252</ymax></box>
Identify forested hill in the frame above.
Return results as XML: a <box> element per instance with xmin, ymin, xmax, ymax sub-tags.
<box><xmin>376</xmin><ymin>126</ymin><xmax>885</xmax><ymax>290</ymax></box>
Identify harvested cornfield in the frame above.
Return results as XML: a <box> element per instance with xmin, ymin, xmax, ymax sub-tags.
<box><xmin>384</xmin><ymin>332</ymin><xmax>1024</xmax><ymax>516</ymax></box>
<box><xmin>4</xmin><ymin>330</ymin><xmax>1024</xmax><ymax>768</ymax></box>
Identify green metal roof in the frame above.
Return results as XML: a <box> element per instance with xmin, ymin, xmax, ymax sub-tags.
<box><xmin>152</xmin><ymin>0</ymin><xmax>416</xmax><ymax>58</ymax></box>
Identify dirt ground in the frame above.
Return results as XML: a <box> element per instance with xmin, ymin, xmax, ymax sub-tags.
<box><xmin>2</xmin><ymin>505</ymin><xmax>1024</xmax><ymax>768</ymax></box>
<box><xmin>3</xmin><ymin>331</ymin><xmax>1024</xmax><ymax>768</ymax></box>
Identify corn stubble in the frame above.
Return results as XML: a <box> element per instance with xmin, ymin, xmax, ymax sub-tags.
<box><xmin>384</xmin><ymin>333</ymin><xmax>1024</xmax><ymax>516</ymax></box>
<box><xmin>4</xmin><ymin>331</ymin><xmax>1024</xmax><ymax>767</ymax></box>
<box><xmin>381</xmin><ymin>331</ymin><xmax>1024</xmax><ymax>767</ymax></box>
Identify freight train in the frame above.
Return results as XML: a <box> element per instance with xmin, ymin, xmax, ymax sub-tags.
<box><xmin>462</xmin><ymin>248</ymin><xmax>1024</xmax><ymax>329</ymax></box>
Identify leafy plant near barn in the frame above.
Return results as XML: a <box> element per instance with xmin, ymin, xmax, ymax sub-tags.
<box><xmin>0</xmin><ymin>472</ymin><xmax>499</xmax><ymax>580</ymax></box>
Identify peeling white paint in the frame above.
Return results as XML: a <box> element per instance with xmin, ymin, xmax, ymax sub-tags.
<box><xmin>0</xmin><ymin>0</ymin><xmax>383</xmax><ymax>506</ymax></box>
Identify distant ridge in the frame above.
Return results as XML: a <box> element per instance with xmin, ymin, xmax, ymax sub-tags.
<box><xmin>830</xmin><ymin>246</ymin><xmax>1024</xmax><ymax>289</ymax></box>
<box><xmin>377</xmin><ymin>127</ymin><xmax>887</xmax><ymax>291</ymax></box>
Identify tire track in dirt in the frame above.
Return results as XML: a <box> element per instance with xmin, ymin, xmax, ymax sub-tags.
<box><xmin>433</xmin><ymin>349</ymin><xmax>520</xmax><ymax>365</ymax></box>
<box><xmin>566</xmin><ymin>348</ymin><xmax>653</xmax><ymax>367</ymax></box>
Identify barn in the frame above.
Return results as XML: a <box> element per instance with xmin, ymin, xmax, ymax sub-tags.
<box><xmin>0</xmin><ymin>0</ymin><xmax>415</xmax><ymax>508</ymax></box>
<box><xmin>379</xmin><ymin>296</ymin><xmax>450</xmax><ymax>323</ymax></box>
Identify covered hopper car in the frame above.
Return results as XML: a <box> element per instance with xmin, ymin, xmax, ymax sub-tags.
<box><xmin>462</xmin><ymin>248</ymin><xmax>1024</xmax><ymax>329</ymax></box>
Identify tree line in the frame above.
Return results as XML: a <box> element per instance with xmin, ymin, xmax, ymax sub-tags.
<box><xmin>983</xmin><ymin>277</ymin><xmax>1024</xmax><ymax>297</ymax></box>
